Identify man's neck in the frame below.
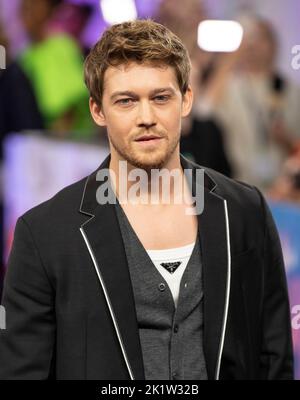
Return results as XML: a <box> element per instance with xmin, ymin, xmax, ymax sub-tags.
<box><xmin>108</xmin><ymin>154</ymin><xmax>184</xmax><ymax>206</ymax></box>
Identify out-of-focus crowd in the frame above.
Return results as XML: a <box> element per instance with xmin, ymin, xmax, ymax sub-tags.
<box><xmin>156</xmin><ymin>0</ymin><xmax>300</xmax><ymax>203</ymax></box>
<box><xmin>1</xmin><ymin>0</ymin><xmax>300</xmax><ymax>201</ymax></box>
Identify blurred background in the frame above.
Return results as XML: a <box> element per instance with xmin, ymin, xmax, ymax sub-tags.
<box><xmin>0</xmin><ymin>0</ymin><xmax>300</xmax><ymax>378</ymax></box>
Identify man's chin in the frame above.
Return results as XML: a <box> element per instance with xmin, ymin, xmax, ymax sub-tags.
<box><xmin>128</xmin><ymin>157</ymin><xmax>167</xmax><ymax>172</ymax></box>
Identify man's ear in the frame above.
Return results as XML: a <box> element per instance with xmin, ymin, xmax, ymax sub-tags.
<box><xmin>89</xmin><ymin>97</ymin><xmax>107</xmax><ymax>126</ymax></box>
<box><xmin>181</xmin><ymin>85</ymin><xmax>193</xmax><ymax>118</ymax></box>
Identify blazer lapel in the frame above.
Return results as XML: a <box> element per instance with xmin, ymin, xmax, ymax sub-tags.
<box><xmin>180</xmin><ymin>155</ymin><xmax>230</xmax><ymax>380</ymax></box>
<box><xmin>199</xmin><ymin>189</ymin><xmax>230</xmax><ymax>380</ymax></box>
<box><xmin>79</xmin><ymin>154</ymin><xmax>145</xmax><ymax>380</ymax></box>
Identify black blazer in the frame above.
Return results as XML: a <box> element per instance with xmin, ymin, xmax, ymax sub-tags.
<box><xmin>0</xmin><ymin>153</ymin><xmax>294</xmax><ymax>380</ymax></box>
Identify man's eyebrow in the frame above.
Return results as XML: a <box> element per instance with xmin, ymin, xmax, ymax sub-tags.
<box><xmin>110</xmin><ymin>87</ymin><xmax>176</xmax><ymax>101</ymax></box>
<box><xmin>150</xmin><ymin>87</ymin><xmax>176</xmax><ymax>96</ymax></box>
<box><xmin>110</xmin><ymin>91</ymin><xmax>138</xmax><ymax>101</ymax></box>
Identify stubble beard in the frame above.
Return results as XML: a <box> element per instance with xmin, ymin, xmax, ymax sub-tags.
<box><xmin>108</xmin><ymin>133</ymin><xmax>180</xmax><ymax>174</ymax></box>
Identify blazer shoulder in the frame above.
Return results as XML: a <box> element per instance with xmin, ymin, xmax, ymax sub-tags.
<box><xmin>181</xmin><ymin>155</ymin><xmax>263</xmax><ymax>212</ymax></box>
<box><xmin>20</xmin><ymin>174</ymin><xmax>89</xmax><ymax>227</ymax></box>
<box><xmin>200</xmin><ymin>165</ymin><xmax>263</xmax><ymax>212</ymax></box>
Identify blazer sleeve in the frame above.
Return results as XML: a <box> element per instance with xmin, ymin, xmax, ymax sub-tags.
<box><xmin>256</xmin><ymin>189</ymin><xmax>294</xmax><ymax>379</ymax></box>
<box><xmin>0</xmin><ymin>217</ymin><xmax>55</xmax><ymax>379</ymax></box>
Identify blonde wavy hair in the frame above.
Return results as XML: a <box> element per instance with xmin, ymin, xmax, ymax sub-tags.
<box><xmin>84</xmin><ymin>19</ymin><xmax>191</xmax><ymax>107</ymax></box>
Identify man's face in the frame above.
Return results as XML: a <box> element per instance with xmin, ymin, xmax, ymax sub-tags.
<box><xmin>90</xmin><ymin>62</ymin><xmax>193</xmax><ymax>171</ymax></box>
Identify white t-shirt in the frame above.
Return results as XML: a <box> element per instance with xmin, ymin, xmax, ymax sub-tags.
<box><xmin>146</xmin><ymin>242</ymin><xmax>196</xmax><ymax>308</ymax></box>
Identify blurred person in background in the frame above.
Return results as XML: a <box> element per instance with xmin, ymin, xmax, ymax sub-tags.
<box><xmin>0</xmin><ymin>15</ymin><xmax>44</xmax><ymax>143</ymax></box>
<box><xmin>194</xmin><ymin>16</ymin><xmax>300</xmax><ymax>191</ymax></box>
<box><xmin>47</xmin><ymin>1</ymin><xmax>93</xmax><ymax>56</ymax></box>
<box><xmin>268</xmin><ymin>144</ymin><xmax>300</xmax><ymax>204</ymax></box>
<box><xmin>0</xmin><ymin>0</ymin><xmax>97</xmax><ymax>294</ymax></box>
<box><xmin>0</xmin><ymin>16</ymin><xmax>44</xmax><ymax>289</ymax></box>
<box><xmin>155</xmin><ymin>0</ymin><xmax>205</xmax><ymax>56</ymax></box>
<box><xmin>180</xmin><ymin>60</ymin><xmax>232</xmax><ymax>176</ymax></box>
<box><xmin>155</xmin><ymin>0</ymin><xmax>232</xmax><ymax>177</ymax></box>
<box><xmin>0</xmin><ymin>12</ymin><xmax>8</xmax><ymax>58</ymax></box>
<box><xmin>0</xmin><ymin>17</ymin><xmax>5</xmax><ymax>295</ymax></box>
<box><xmin>18</xmin><ymin>0</ymin><xmax>95</xmax><ymax>137</ymax></box>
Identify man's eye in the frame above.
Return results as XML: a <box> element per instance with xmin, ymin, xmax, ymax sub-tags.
<box><xmin>154</xmin><ymin>95</ymin><xmax>169</xmax><ymax>102</ymax></box>
<box><xmin>116</xmin><ymin>98</ymin><xmax>134</xmax><ymax>105</ymax></box>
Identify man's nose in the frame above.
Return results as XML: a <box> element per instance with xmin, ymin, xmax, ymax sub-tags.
<box><xmin>136</xmin><ymin>100</ymin><xmax>156</xmax><ymax>128</ymax></box>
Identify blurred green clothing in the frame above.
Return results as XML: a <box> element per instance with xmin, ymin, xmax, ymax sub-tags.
<box><xmin>19</xmin><ymin>34</ymin><xmax>94</xmax><ymax>137</ymax></box>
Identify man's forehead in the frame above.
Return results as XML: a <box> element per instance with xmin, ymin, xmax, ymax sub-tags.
<box><xmin>103</xmin><ymin>62</ymin><xmax>179</xmax><ymax>93</ymax></box>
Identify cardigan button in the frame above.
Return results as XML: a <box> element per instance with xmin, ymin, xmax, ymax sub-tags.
<box><xmin>158</xmin><ymin>282</ymin><xmax>166</xmax><ymax>291</ymax></box>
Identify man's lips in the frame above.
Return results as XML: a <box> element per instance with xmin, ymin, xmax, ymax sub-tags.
<box><xmin>134</xmin><ymin>135</ymin><xmax>162</xmax><ymax>142</ymax></box>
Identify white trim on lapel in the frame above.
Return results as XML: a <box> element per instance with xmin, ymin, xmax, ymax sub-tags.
<box><xmin>215</xmin><ymin>199</ymin><xmax>231</xmax><ymax>380</ymax></box>
<box><xmin>80</xmin><ymin>226</ymin><xmax>135</xmax><ymax>380</ymax></box>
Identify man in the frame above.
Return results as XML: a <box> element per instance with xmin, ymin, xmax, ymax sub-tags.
<box><xmin>0</xmin><ymin>19</ymin><xmax>294</xmax><ymax>380</ymax></box>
